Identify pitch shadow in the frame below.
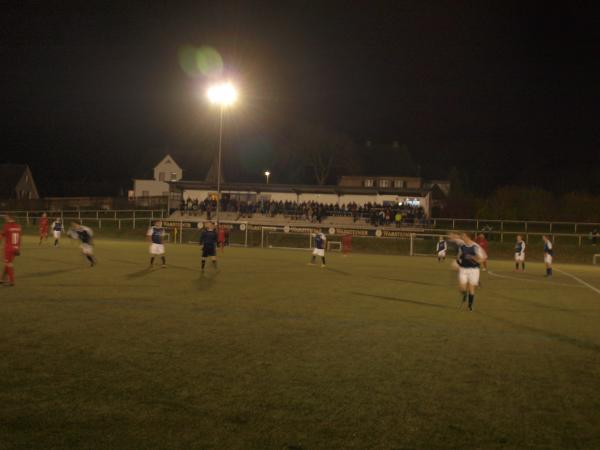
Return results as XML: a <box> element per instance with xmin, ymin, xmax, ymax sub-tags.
<box><xmin>351</xmin><ymin>291</ymin><xmax>454</xmax><ymax>310</ymax></box>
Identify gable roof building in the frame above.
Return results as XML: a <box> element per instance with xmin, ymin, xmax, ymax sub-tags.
<box><xmin>0</xmin><ymin>164</ymin><xmax>39</xmax><ymax>200</ymax></box>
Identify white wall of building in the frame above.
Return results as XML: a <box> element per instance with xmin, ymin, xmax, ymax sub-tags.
<box><xmin>134</xmin><ymin>179</ymin><xmax>171</xmax><ymax>197</ymax></box>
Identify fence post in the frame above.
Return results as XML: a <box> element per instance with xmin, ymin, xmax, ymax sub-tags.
<box><xmin>409</xmin><ymin>233</ymin><xmax>414</xmax><ymax>256</ymax></box>
<box><xmin>452</xmin><ymin>219</ymin><xmax>455</xmax><ymax>229</ymax></box>
<box><xmin>99</xmin><ymin>219</ymin><xmax>102</xmax><ymax>229</ymax></box>
<box><xmin>574</xmin><ymin>223</ymin><xmax>578</xmax><ymax>233</ymax></box>
<box><xmin>96</xmin><ymin>211</ymin><xmax>99</xmax><ymax>220</ymax></box>
<box><xmin>26</xmin><ymin>211</ymin><xmax>30</xmax><ymax>225</ymax></box>
<box><xmin>476</xmin><ymin>219</ymin><xmax>479</xmax><ymax>231</ymax></box>
<box><xmin>133</xmin><ymin>211</ymin><xmax>136</xmax><ymax>229</ymax></box>
<box><xmin>180</xmin><ymin>221</ymin><xmax>183</xmax><ymax>244</ymax></box>
<box><xmin>501</xmin><ymin>232</ymin><xmax>504</xmax><ymax>243</ymax></box>
<box><xmin>578</xmin><ymin>235</ymin><xmax>582</xmax><ymax>247</ymax></box>
<box><xmin>549</xmin><ymin>222</ymin><xmax>553</xmax><ymax>232</ymax></box>
<box><xmin>114</xmin><ymin>210</ymin><xmax>117</xmax><ymax>220</ymax></box>
<box><xmin>118</xmin><ymin>219</ymin><xmax>121</xmax><ymax>230</ymax></box>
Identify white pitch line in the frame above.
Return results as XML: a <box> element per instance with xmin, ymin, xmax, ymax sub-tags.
<box><xmin>486</xmin><ymin>270</ymin><xmax>585</xmax><ymax>288</ymax></box>
<box><xmin>554</xmin><ymin>268</ymin><xmax>600</xmax><ymax>296</ymax></box>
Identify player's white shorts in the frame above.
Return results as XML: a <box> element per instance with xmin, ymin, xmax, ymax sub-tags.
<box><xmin>437</xmin><ymin>250</ymin><xmax>447</xmax><ymax>258</ymax></box>
<box><xmin>515</xmin><ymin>253</ymin><xmax>525</xmax><ymax>262</ymax></box>
<box><xmin>150</xmin><ymin>243</ymin><xmax>165</xmax><ymax>255</ymax></box>
<box><xmin>81</xmin><ymin>244</ymin><xmax>94</xmax><ymax>255</ymax></box>
<box><xmin>458</xmin><ymin>267</ymin><xmax>480</xmax><ymax>286</ymax></box>
<box><xmin>312</xmin><ymin>248</ymin><xmax>325</xmax><ymax>257</ymax></box>
<box><xmin>53</xmin><ymin>231</ymin><xmax>61</xmax><ymax>239</ymax></box>
<box><xmin>544</xmin><ymin>254</ymin><xmax>553</xmax><ymax>265</ymax></box>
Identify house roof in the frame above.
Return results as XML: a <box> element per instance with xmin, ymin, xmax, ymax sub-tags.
<box><xmin>154</xmin><ymin>154</ymin><xmax>182</xmax><ymax>170</ymax></box>
<box><xmin>0</xmin><ymin>164</ymin><xmax>27</xmax><ymax>198</ymax></box>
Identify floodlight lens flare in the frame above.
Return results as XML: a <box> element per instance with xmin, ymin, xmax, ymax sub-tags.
<box><xmin>207</xmin><ymin>82</ymin><xmax>238</xmax><ymax>106</ymax></box>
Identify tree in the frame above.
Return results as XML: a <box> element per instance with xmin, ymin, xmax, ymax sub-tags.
<box><xmin>285</xmin><ymin>124</ymin><xmax>360</xmax><ymax>185</ymax></box>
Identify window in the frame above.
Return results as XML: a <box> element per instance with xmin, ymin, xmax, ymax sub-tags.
<box><xmin>364</xmin><ymin>179</ymin><xmax>374</xmax><ymax>187</ymax></box>
<box><xmin>158</xmin><ymin>172</ymin><xmax>165</xmax><ymax>181</ymax></box>
<box><xmin>142</xmin><ymin>190</ymin><xmax>150</xmax><ymax>197</ymax></box>
<box><xmin>394</xmin><ymin>179</ymin><xmax>405</xmax><ymax>188</ymax></box>
<box><xmin>379</xmin><ymin>179</ymin><xmax>390</xmax><ymax>188</ymax></box>
<box><xmin>170</xmin><ymin>172</ymin><xmax>178</xmax><ymax>181</ymax></box>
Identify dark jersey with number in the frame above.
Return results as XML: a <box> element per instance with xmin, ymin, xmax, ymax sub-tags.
<box><xmin>200</xmin><ymin>230</ymin><xmax>218</xmax><ymax>249</ymax></box>
<box><xmin>457</xmin><ymin>244</ymin><xmax>481</xmax><ymax>268</ymax></box>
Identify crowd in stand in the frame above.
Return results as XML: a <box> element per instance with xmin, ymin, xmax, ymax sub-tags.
<box><xmin>179</xmin><ymin>197</ymin><xmax>427</xmax><ymax>226</ymax></box>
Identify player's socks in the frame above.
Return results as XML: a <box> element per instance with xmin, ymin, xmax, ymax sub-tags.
<box><xmin>86</xmin><ymin>255</ymin><xmax>94</xmax><ymax>266</ymax></box>
<box><xmin>468</xmin><ymin>294</ymin><xmax>474</xmax><ymax>310</ymax></box>
<box><xmin>462</xmin><ymin>291</ymin><xmax>467</xmax><ymax>303</ymax></box>
<box><xmin>201</xmin><ymin>259</ymin><xmax>206</xmax><ymax>270</ymax></box>
<box><xmin>515</xmin><ymin>262</ymin><xmax>519</xmax><ymax>270</ymax></box>
<box><xmin>321</xmin><ymin>257</ymin><xmax>326</xmax><ymax>266</ymax></box>
<box><xmin>150</xmin><ymin>257</ymin><xmax>155</xmax><ymax>266</ymax></box>
<box><xmin>161</xmin><ymin>257</ymin><xmax>166</xmax><ymax>267</ymax></box>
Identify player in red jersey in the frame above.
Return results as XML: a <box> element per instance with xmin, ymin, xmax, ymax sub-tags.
<box><xmin>475</xmin><ymin>233</ymin><xmax>489</xmax><ymax>271</ymax></box>
<box><xmin>342</xmin><ymin>234</ymin><xmax>352</xmax><ymax>256</ymax></box>
<box><xmin>1</xmin><ymin>215</ymin><xmax>22</xmax><ymax>287</ymax></box>
<box><xmin>38</xmin><ymin>212</ymin><xmax>49</xmax><ymax>245</ymax></box>
<box><xmin>217</xmin><ymin>226</ymin><xmax>226</xmax><ymax>252</ymax></box>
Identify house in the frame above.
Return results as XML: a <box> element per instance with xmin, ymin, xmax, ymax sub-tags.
<box><xmin>133</xmin><ymin>155</ymin><xmax>183</xmax><ymax>197</ymax></box>
<box><xmin>0</xmin><ymin>164</ymin><xmax>39</xmax><ymax>200</ymax></box>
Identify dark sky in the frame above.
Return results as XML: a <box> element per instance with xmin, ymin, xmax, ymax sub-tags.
<box><xmin>2</xmin><ymin>1</ymin><xmax>599</xmax><ymax>195</ymax></box>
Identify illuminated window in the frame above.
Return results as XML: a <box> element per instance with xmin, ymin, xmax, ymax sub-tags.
<box><xmin>394</xmin><ymin>179</ymin><xmax>405</xmax><ymax>188</ymax></box>
<box><xmin>364</xmin><ymin>179</ymin><xmax>374</xmax><ymax>187</ymax></box>
<box><xmin>379</xmin><ymin>179</ymin><xmax>390</xmax><ymax>188</ymax></box>
<box><xmin>171</xmin><ymin>172</ymin><xmax>178</xmax><ymax>181</ymax></box>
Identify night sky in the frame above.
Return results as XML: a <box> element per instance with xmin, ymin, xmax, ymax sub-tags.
<box><xmin>2</xmin><ymin>1</ymin><xmax>599</xmax><ymax>196</ymax></box>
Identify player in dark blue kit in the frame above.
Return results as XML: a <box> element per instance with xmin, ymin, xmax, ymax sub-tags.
<box><xmin>199</xmin><ymin>222</ymin><xmax>218</xmax><ymax>272</ymax></box>
<box><xmin>147</xmin><ymin>221</ymin><xmax>166</xmax><ymax>268</ymax></box>
<box><xmin>309</xmin><ymin>232</ymin><xmax>327</xmax><ymax>267</ymax></box>
<box><xmin>542</xmin><ymin>235</ymin><xmax>554</xmax><ymax>277</ymax></box>
<box><xmin>69</xmin><ymin>222</ymin><xmax>96</xmax><ymax>267</ymax></box>
<box><xmin>514</xmin><ymin>235</ymin><xmax>526</xmax><ymax>271</ymax></box>
<box><xmin>448</xmin><ymin>232</ymin><xmax>487</xmax><ymax>311</ymax></box>
<box><xmin>51</xmin><ymin>218</ymin><xmax>63</xmax><ymax>247</ymax></box>
<box><xmin>436</xmin><ymin>237</ymin><xmax>447</xmax><ymax>262</ymax></box>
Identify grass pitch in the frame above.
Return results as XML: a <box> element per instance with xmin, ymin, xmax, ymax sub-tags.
<box><xmin>2</xmin><ymin>237</ymin><xmax>600</xmax><ymax>449</ymax></box>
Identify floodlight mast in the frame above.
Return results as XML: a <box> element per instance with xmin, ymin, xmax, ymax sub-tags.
<box><xmin>264</xmin><ymin>171</ymin><xmax>270</xmax><ymax>184</ymax></box>
<box><xmin>207</xmin><ymin>82</ymin><xmax>237</xmax><ymax>226</ymax></box>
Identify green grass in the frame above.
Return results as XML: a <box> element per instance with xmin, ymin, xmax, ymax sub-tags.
<box><xmin>2</xmin><ymin>237</ymin><xmax>600</xmax><ymax>449</ymax></box>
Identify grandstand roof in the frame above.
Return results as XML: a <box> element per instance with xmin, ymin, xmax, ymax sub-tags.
<box><xmin>170</xmin><ymin>180</ymin><xmax>432</xmax><ymax>197</ymax></box>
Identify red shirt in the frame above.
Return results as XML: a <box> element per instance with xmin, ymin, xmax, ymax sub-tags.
<box><xmin>475</xmin><ymin>237</ymin><xmax>489</xmax><ymax>253</ymax></box>
<box><xmin>39</xmin><ymin>217</ymin><xmax>49</xmax><ymax>231</ymax></box>
<box><xmin>2</xmin><ymin>222</ymin><xmax>22</xmax><ymax>252</ymax></box>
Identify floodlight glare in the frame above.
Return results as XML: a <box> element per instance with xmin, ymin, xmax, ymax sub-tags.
<box><xmin>207</xmin><ymin>82</ymin><xmax>238</xmax><ymax>106</ymax></box>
